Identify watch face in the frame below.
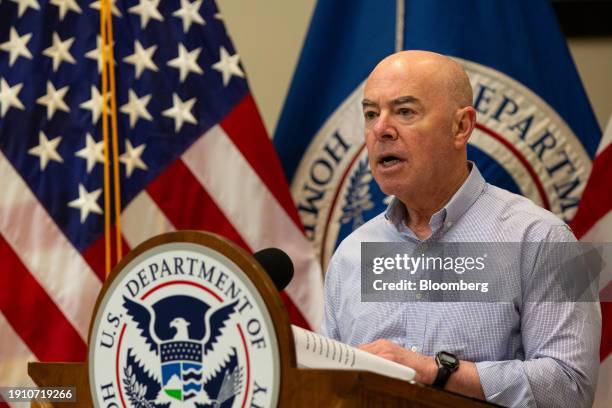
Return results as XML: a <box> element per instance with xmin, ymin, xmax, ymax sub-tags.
<box><xmin>437</xmin><ymin>351</ymin><xmax>459</xmax><ymax>368</ymax></box>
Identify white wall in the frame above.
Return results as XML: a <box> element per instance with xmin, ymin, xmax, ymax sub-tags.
<box><xmin>216</xmin><ymin>0</ymin><xmax>316</xmax><ymax>135</ymax></box>
<box><xmin>568</xmin><ymin>37</ymin><xmax>612</xmax><ymax>129</ymax></box>
<box><xmin>218</xmin><ymin>1</ymin><xmax>612</xmax><ymax>135</ymax></box>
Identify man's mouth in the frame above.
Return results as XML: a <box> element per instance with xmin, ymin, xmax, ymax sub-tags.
<box><xmin>378</xmin><ymin>155</ymin><xmax>402</xmax><ymax>168</ymax></box>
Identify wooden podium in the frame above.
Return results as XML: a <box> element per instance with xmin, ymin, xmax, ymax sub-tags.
<box><xmin>28</xmin><ymin>232</ymin><xmax>495</xmax><ymax>407</ymax></box>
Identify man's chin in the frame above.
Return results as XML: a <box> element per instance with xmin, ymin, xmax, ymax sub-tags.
<box><xmin>378</xmin><ymin>183</ymin><xmax>411</xmax><ymax>200</ymax></box>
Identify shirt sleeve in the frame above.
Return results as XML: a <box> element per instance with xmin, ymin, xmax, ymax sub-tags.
<box><xmin>321</xmin><ymin>252</ymin><xmax>342</xmax><ymax>340</ymax></box>
<box><xmin>475</xmin><ymin>225</ymin><xmax>601</xmax><ymax>408</ymax></box>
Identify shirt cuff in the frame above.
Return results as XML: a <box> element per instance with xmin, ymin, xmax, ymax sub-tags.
<box><xmin>475</xmin><ymin>360</ymin><xmax>536</xmax><ymax>408</ymax></box>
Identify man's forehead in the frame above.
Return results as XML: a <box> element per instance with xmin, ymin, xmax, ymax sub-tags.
<box><xmin>363</xmin><ymin>66</ymin><xmax>454</xmax><ymax>111</ymax></box>
<box><xmin>363</xmin><ymin>72</ymin><xmax>430</xmax><ymax>106</ymax></box>
<box><xmin>365</xmin><ymin>65</ymin><xmax>436</xmax><ymax>93</ymax></box>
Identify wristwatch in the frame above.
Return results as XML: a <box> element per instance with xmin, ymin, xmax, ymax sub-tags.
<box><xmin>433</xmin><ymin>351</ymin><xmax>459</xmax><ymax>389</ymax></box>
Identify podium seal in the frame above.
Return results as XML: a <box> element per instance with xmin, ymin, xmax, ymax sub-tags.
<box><xmin>88</xmin><ymin>233</ymin><xmax>280</xmax><ymax>408</ymax></box>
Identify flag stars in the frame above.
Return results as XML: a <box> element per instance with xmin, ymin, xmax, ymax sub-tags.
<box><xmin>85</xmin><ymin>36</ymin><xmax>115</xmax><ymax>73</ymax></box>
<box><xmin>68</xmin><ymin>184</ymin><xmax>103</xmax><ymax>223</ymax></box>
<box><xmin>90</xmin><ymin>0</ymin><xmax>122</xmax><ymax>17</ymax></box>
<box><xmin>0</xmin><ymin>79</ymin><xmax>24</xmax><ymax>117</ymax></box>
<box><xmin>10</xmin><ymin>0</ymin><xmax>40</xmax><ymax>18</ymax></box>
<box><xmin>162</xmin><ymin>93</ymin><xmax>197</xmax><ymax>132</ymax></box>
<box><xmin>173</xmin><ymin>0</ymin><xmax>205</xmax><ymax>33</ymax></box>
<box><xmin>212</xmin><ymin>47</ymin><xmax>244</xmax><ymax>86</ymax></box>
<box><xmin>80</xmin><ymin>85</ymin><xmax>109</xmax><ymax>124</ymax></box>
<box><xmin>167</xmin><ymin>44</ymin><xmax>203</xmax><ymax>82</ymax></box>
<box><xmin>42</xmin><ymin>33</ymin><xmax>76</xmax><ymax>72</ymax></box>
<box><xmin>28</xmin><ymin>131</ymin><xmax>63</xmax><ymax>170</ymax></box>
<box><xmin>49</xmin><ymin>0</ymin><xmax>82</xmax><ymax>21</ymax></box>
<box><xmin>120</xmin><ymin>140</ymin><xmax>148</xmax><ymax>177</ymax></box>
<box><xmin>36</xmin><ymin>81</ymin><xmax>70</xmax><ymax>119</ymax></box>
<box><xmin>123</xmin><ymin>40</ymin><xmax>158</xmax><ymax>79</ymax></box>
<box><xmin>120</xmin><ymin>90</ymin><xmax>152</xmax><ymax>128</ymax></box>
<box><xmin>0</xmin><ymin>28</ymin><xmax>33</xmax><ymax>66</ymax></box>
<box><xmin>75</xmin><ymin>133</ymin><xmax>104</xmax><ymax>173</ymax></box>
<box><xmin>128</xmin><ymin>0</ymin><xmax>163</xmax><ymax>29</ymax></box>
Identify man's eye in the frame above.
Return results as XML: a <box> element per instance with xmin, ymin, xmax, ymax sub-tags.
<box><xmin>364</xmin><ymin>111</ymin><xmax>378</xmax><ymax>120</ymax></box>
<box><xmin>398</xmin><ymin>108</ymin><xmax>414</xmax><ymax>116</ymax></box>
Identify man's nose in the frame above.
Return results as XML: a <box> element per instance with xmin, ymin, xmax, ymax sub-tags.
<box><xmin>372</xmin><ymin>112</ymin><xmax>398</xmax><ymax>141</ymax></box>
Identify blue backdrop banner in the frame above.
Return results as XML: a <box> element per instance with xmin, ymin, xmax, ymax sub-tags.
<box><xmin>274</xmin><ymin>0</ymin><xmax>600</xmax><ymax>269</ymax></box>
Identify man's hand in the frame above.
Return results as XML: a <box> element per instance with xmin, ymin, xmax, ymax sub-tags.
<box><xmin>357</xmin><ymin>339</ymin><xmax>485</xmax><ymax>400</ymax></box>
<box><xmin>357</xmin><ymin>339</ymin><xmax>436</xmax><ymax>383</ymax></box>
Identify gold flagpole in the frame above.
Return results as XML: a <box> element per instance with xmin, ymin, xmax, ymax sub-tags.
<box><xmin>100</xmin><ymin>0</ymin><xmax>123</xmax><ymax>276</ymax></box>
<box><xmin>105</xmin><ymin>0</ymin><xmax>123</xmax><ymax>262</ymax></box>
<box><xmin>100</xmin><ymin>0</ymin><xmax>112</xmax><ymax>277</ymax></box>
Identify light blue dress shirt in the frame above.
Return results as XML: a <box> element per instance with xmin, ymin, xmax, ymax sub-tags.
<box><xmin>322</xmin><ymin>163</ymin><xmax>601</xmax><ymax>408</ymax></box>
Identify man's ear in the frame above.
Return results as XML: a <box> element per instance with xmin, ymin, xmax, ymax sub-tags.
<box><xmin>453</xmin><ymin>106</ymin><xmax>476</xmax><ymax>149</ymax></box>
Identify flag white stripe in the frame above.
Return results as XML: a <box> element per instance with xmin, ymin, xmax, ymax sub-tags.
<box><xmin>0</xmin><ymin>153</ymin><xmax>101</xmax><ymax>341</ymax></box>
<box><xmin>122</xmin><ymin>191</ymin><xmax>176</xmax><ymax>248</ymax></box>
<box><xmin>0</xmin><ymin>312</ymin><xmax>36</xmax><ymax>395</ymax></box>
<box><xmin>182</xmin><ymin>126</ymin><xmax>324</xmax><ymax>328</ymax></box>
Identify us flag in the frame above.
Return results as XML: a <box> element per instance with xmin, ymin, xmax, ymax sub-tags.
<box><xmin>0</xmin><ymin>0</ymin><xmax>322</xmax><ymax>401</ymax></box>
<box><xmin>571</xmin><ymin>117</ymin><xmax>612</xmax><ymax>406</ymax></box>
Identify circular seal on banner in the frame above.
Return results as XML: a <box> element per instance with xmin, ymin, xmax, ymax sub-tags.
<box><xmin>290</xmin><ymin>58</ymin><xmax>592</xmax><ymax>270</ymax></box>
<box><xmin>88</xmin><ymin>234</ymin><xmax>280</xmax><ymax>408</ymax></box>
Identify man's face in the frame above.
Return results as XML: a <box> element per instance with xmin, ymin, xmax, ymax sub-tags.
<box><xmin>362</xmin><ymin>60</ymin><xmax>459</xmax><ymax>201</ymax></box>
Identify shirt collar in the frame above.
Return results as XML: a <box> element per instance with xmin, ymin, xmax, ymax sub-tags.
<box><xmin>384</xmin><ymin>161</ymin><xmax>486</xmax><ymax>232</ymax></box>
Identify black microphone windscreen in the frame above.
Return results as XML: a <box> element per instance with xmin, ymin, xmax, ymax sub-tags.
<box><xmin>253</xmin><ymin>248</ymin><xmax>294</xmax><ymax>291</ymax></box>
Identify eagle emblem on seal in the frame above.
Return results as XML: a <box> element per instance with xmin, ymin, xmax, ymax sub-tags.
<box><xmin>120</xmin><ymin>295</ymin><xmax>243</xmax><ymax>408</ymax></box>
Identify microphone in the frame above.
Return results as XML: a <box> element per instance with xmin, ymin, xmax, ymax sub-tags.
<box><xmin>253</xmin><ymin>248</ymin><xmax>294</xmax><ymax>291</ymax></box>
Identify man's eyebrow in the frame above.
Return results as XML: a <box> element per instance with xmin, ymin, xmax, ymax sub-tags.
<box><xmin>390</xmin><ymin>96</ymin><xmax>420</xmax><ymax>106</ymax></box>
<box><xmin>361</xmin><ymin>99</ymin><xmax>377</xmax><ymax>108</ymax></box>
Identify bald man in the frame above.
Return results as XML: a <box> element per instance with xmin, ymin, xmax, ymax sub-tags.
<box><xmin>322</xmin><ymin>51</ymin><xmax>600</xmax><ymax>407</ymax></box>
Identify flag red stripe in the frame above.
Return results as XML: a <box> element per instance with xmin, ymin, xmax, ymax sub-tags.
<box><xmin>571</xmin><ymin>144</ymin><xmax>612</xmax><ymax>238</ymax></box>
<box><xmin>220</xmin><ymin>94</ymin><xmax>303</xmax><ymax>230</ymax></box>
<box><xmin>601</xmin><ymin>300</ymin><xmax>612</xmax><ymax>361</ymax></box>
<box><xmin>81</xmin><ymin>235</ymin><xmax>107</xmax><ymax>282</ymax></box>
<box><xmin>146</xmin><ymin>159</ymin><xmax>250</xmax><ymax>251</ymax></box>
<box><xmin>81</xmin><ymin>229</ymin><xmax>131</xmax><ymax>282</ymax></box>
<box><xmin>0</xmin><ymin>235</ymin><xmax>86</xmax><ymax>362</ymax></box>
<box><xmin>279</xmin><ymin>291</ymin><xmax>310</xmax><ymax>330</ymax></box>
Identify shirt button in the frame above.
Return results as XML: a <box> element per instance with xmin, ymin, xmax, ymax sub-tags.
<box><xmin>446</xmin><ymin>221</ymin><xmax>453</xmax><ymax>228</ymax></box>
<box><xmin>411</xmin><ymin>345</ymin><xmax>418</xmax><ymax>352</ymax></box>
<box><xmin>416</xmin><ymin>293</ymin><xmax>422</xmax><ymax>300</ymax></box>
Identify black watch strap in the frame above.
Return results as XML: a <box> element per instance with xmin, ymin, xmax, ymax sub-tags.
<box><xmin>433</xmin><ymin>351</ymin><xmax>459</xmax><ymax>389</ymax></box>
<box><xmin>433</xmin><ymin>365</ymin><xmax>453</xmax><ymax>388</ymax></box>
